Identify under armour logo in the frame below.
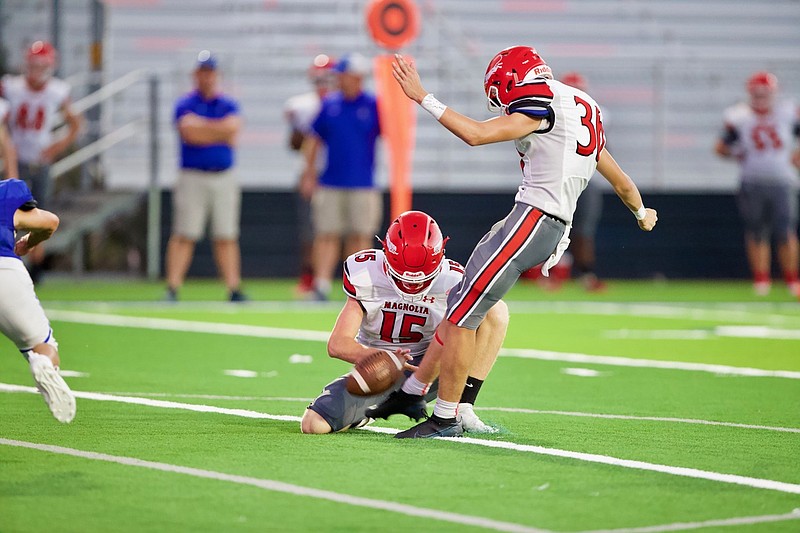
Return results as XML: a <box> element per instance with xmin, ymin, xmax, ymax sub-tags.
<box><xmin>421</xmin><ymin>296</ymin><xmax>435</xmax><ymax>303</ymax></box>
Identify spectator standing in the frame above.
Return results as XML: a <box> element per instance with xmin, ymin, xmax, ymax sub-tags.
<box><xmin>0</xmin><ymin>41</ymin><xmax>82</xmax><ymax>282</ymax></box>
<box><xmin>283</xmin><ymin>54</ymin><xmax>335</xmax><ymax>297</ymax></box>
<box><xmin>165</xmin><ymin>51</ymin><xmax>245</xmax><ymax>302</ymax></box>
<box><xmin>715</xmin><ymin>72</ymin><xmax>800</xmax><ymax>297</ymax></box>
<box><xmin>300</xmin><ymin>52</ymin><xmax>382</xmax><ymax>301</ymax></box>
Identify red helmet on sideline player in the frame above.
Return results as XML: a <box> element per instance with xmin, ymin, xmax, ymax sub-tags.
<box><xmin>308</xmin><ymin>54</ymin><xmax>335</xmax><ymax>95</ymax></box>
<box><xmin>381</xmin><ymin>211</ymin><xmax>448</xmax><ymax>301</ymax></box>
<box><xmin>484</xmin><ymin>45</ymin><xmax>552</xmax><ymax>114</ymax></box>
<box><xmin>25</xmin><ymin>40</ymin><xmax>57</xmax><ymax>87</ymax></box>
<box><xmin>747</xmin><ymin>71</ymin><xmax>778</xmax><ymax>114</ymax></box>
<box><xmin>560</xmin><ymin>72</ymin><xmax>587</xmax><ymax>92</ymax></box>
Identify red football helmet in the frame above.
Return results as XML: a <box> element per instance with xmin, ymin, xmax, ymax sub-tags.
<box><xmin>381</xmin><ymin>211</ymin><xmax>448</xmax><ymax>301</ymax></box>
<box><xmin>484</xmin><ymin>45</ymin><xmax>552</xmax><ymax>113</ymax></box>
<box><xmin>560</xmin><ymin>72</ymin><xmax>587</xmax><ymax>92</ymax></box>
<box><xmin>747</xmin><ymin>71</ymin><xmax>778</xmax><ymax>113</ymax></box>
<box><xmin>25</xmin><ymin>40</ymin><xmax>57</xmax><ymax>86</ymax></box>
<box><xmin>308</xmin><ymin>54</ymin><xmax>335</xmax><ymax>95</ymax></box>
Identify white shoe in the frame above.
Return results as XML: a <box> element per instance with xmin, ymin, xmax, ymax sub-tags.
<box><xmin>788</xmin><ymin>282</ymin><xmax>800</xmax><ymax>298</ymax></box>
<box><xmin>458</xmin><ymin>403</ymin><xmax>498</xmax><ymax>434</ymax></box>
<box><xmin>29</xmin><ymin>353</ymin><xmax>76</xmax><ymax>423</ymax></box>
<box><xmin>753</xmin><ymin>281</ymin><xmax>771</xmax><ymax>296</ymax></box>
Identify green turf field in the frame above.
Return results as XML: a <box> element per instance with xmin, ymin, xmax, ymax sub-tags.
<box><xmin>1</xmin><ymin>279</ymin><xmax>799</xmax><ymax>532</ymax></box>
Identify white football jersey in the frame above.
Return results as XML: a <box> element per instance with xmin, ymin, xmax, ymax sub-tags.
<box><xmin>0</xmin><ymin>97</ymin><xmax>8</xmax><ymax>121</ymax></box>
<box><xmin>342</xmin><ymin>249</ymin><xmax>464</xmax><ymax>358</ymax></box>
<box><xmin>721</xmin><ymin>99</ymin><xmax>800</xmax><ymax>185</ymax></box>
<box><xmin>1</xmin><ymin>75</ymin><xmax>70</xmax><ymax>164</ymax></box>
<box><xmin>284</xmin><ymin>91</ymin><xmax>321</xmax><ymax>134</ymax></box>
<box><xmin>284</xmin><ymin>90</ymin><xmax>326</xmax><ymax>172</ymax></box>
<box><xmin>510</xmin><ymin>79</ymin><xmax>606</xmax><ymax>223</ymax></box>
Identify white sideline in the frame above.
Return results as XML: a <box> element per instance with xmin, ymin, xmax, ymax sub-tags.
<box><xmin>105</xmin><ymin>392</ymin><xmax>800</xmax><ymax>435</ymax></box>
<box><xmin>3</xmin><ymin>383</ymin><xmax>800</xmax><ymax>496</ymax></box>
<box><xmin>44</xmin><ymin>310</ymin><xmax>800</xmax><ymax>379</ymax></box>
<box><xmin>500</xmin><ymin>348</ymin><xmax>800</xmax><ymax>379</ymax></box>
<box><xmin>578</xmin><ymin>508</ymin><xmax>800</xmax><ymax>533</ymax></box>
<box><xmin>0</xmin><ymin>437</ymin><xmax>547</xmax><ymax>533</ymax></box>
<box><xmin>478</xmin><ymin>407</ymin><xmax>800</xmax><ymax>434</ymax></box>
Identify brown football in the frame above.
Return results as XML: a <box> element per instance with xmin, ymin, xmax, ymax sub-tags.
<box><xmin>345</xmin><ymin>349</ymin><xmax>404</xmax><ymax>396</ymax></box>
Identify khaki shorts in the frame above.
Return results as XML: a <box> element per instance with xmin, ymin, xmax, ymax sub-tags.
<box><xmin>311</xmin><ymin>186</ymin><xmax>382</xmax><ymax>237</ymax></box>
<box><xmin>0</xmin><ymin>257</ymin><xmax>55</xmax><ymax>352</ymax></box>
<box><xmin>172</xmin><ymin>169</ymin><xmax>241</xmax><ymax>240</ymax></box>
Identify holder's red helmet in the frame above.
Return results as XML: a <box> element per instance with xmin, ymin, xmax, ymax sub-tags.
<box><xmin>484</xmin><ymin>45</ymin><xmax>552</xmax><ymax>113</ymax></box>
<box><xmin>381</xmin><ymin>211</ymin><xmax>448</xmax><ymax>301</ymax></box>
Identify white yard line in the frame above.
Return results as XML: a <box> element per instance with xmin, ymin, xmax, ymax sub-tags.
<box><xmin>0</xmin><ymin>437</ymin><xmax>547</xmax><ymax>533</ymax></box>
<box><xmin>500</xmin><ymin>348</ymin><xmax>800</xmax><ymax>379</ymax></box>
<box><xmin>477</xmin><ymin>407</ymin><xmax>800</xmax><ymax>434</ymax></box>
<box><xmin>578</xmin><ymin>508</ymin><xmax>800</xmax><ymax>533</ymax></box>
<box><xmin>3</xmin><ymin>383</ymin><xmax>799</xmax><ymax>496</ymax></box>
<box><xmin>111</xmin><ymin>392</ymin><xmax>314</xmax><ymax>402</ymax></box>
<box><xmin>44</xmin><ymin>310</ymin><xmax>800</xmax><ymax>380</ymax></box>
<box><xmin>45</xmin><ymin>309</ymin><xmax>330</xmax><ymax>342</ymax></box>
<box><xmin>605</xmin><ymin>326</ymin><xmax>800</xmax><ymax>340</ymax></box>
<box><xmin>91</xmin><ymin>392</ymin><xmax>800</xmax><ymax>434</ymax></box>
<box><xmin>505</xmin><ymin>301</ymin><xmax>800</xmax><ymax>327</ymax></box>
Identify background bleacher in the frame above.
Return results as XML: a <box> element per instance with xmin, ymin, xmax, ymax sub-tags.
<box><xmin>3</xmin><ymin>0</ymin><xmax>798</xmax><ymax>193</ymax></box>
<box><xmin>1</xmin><ymin>0</ymin><xmax>798</xmax><ymax>278</ymax></box>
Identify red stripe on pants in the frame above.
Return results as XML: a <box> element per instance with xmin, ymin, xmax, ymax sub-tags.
<box><xmin>448</xmin><ymin>208</ymin><xmax>543</xmax><ymax>325</ymax></box>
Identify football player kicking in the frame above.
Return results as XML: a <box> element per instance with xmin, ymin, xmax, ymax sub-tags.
<box><xmin>301</xmin><ymin>210</ymin><xmax>508</xmax><ymax>434</ymax></box>
<box><xmin>0</xmin><ymin>178</ymin><xmax>76</xmax><ymax>423</ymax></box>
<box><xmin>375</xmin><ymin>47</ymin><xmax>657</xmax><ymax>438</ymax></box>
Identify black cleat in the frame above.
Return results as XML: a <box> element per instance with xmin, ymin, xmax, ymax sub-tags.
<box><xmin>395</xmin><ymin>414</ymin><xmax>463</xmax><ymax>439</ymax></box>
<box><xmin>365</xmin><ymin>390</ymin><xmax>427</xmax><ymax>422</ymax></box>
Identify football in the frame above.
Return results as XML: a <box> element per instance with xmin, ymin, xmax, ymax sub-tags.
<box><xmin>345</xmin><ymin>349</ymin><xmax>404</xmax><ymax>396</ymax></box>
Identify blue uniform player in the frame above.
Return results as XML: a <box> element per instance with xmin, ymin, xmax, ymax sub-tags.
<box><xmin>0</xmin><ymin>178</ymin><xmax>75</xmax><ymax>422</ymax></box>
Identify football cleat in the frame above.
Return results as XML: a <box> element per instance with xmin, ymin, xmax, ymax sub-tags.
<box><xmin>365</xmin><ymin>390</ymin><xmax>427</xmax><ymax>421</ymax></box>
<box><xmin>458</xmin><ymin>404</ymin><xmax>498</xmax><ymax>434</ymax></box>
<box><xmin>28</xmin><ymin>353</ymin><xmax>76</xmax><ymax>423</ymax></box>
<box><xmin>395</xmin><ymin>414</ymin><xmax>463</xmax><ymax>439</ymax></box>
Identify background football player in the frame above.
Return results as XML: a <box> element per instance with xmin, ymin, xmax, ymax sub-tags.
<box><xmin>715</xmin><ymin>72</ymin><xmax>800</xmax><ymax>297</ymax></box>
<box><xmin>1</xmin><ymin>40</ymin><xmax>83</xmax><ymax>282</ymax></box>
<box><xmin>300</xmin><ymin>210</ymin><xmax>508</xmax><ymax>434</ymax></box>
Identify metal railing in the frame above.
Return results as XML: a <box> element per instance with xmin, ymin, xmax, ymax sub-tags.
<box><xmin>46</xmin><ymin>69</ymin><xmax>162</xmax><ymax>279</ymax></box>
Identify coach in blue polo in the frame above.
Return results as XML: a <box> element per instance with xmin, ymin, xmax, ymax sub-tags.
<box><xmin>299</xmin><ymin>52</ymin><xmax>382</xmax><ymax>301</ymax></box>
<box><xmin>165</xmin><ymin>50</ymin><xmax>246</xmax><ymax>302</ymax></box>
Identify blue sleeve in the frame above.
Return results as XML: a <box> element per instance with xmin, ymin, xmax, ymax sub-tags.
<box><xmin>312</xmin><ymin>103</ymin><xmax>326</xmax><ymax>137</ymax></box>
<box><xmin>0</xmin><ymin>179</ymin><xmax>34</xmax><ymax>224</ymax></box>
<box><xmin>174</xmin><ymin>97</ymin><xmax>190</xmax><ymax>124</ymax></box>
<box><xmin>223</xmin><ymin>97</ymin><xmax>240</xmax><ymax>117</ymax></box>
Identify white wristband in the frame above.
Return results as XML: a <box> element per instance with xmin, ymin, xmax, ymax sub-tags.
<box><xmin>633</xmin><ymin>206</ymin><xmax>647</xmax><ymax>220</ymax></box>
<box><xmin>420</xmin><ymin>93</ymin><xmax>447</xmax><ymax>121</ymax></box>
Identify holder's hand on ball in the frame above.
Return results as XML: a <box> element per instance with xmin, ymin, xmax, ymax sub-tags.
<box><xmin>391</xmin><ymin>348</ymin><xmax>417</xmax><ymax>372</ymax></box>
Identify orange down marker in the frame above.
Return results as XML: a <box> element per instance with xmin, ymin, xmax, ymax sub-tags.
<box><xmin>366</xmin><ymin>0</ymin><xmax>420</xmax><ymax>219</ymax></box>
